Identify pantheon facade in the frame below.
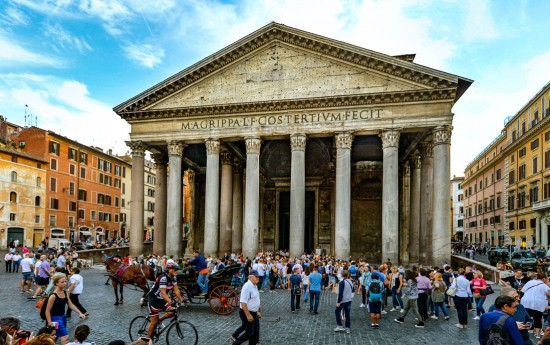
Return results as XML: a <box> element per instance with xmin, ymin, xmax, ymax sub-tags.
<box><xmin>114</xmin><ymin>23</ymin><xmax>472</xmax><ymax>266</ymax></box>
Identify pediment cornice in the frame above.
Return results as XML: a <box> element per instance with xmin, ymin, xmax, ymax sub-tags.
<box><xmin>122</xmin><ymin>88</ymin><xmax>456</xmax><ymax>121</ymax></box>
<box><xmin>114</xmin><ymin>23</ymin><xmax>470</xmax><ymax>117</ymax></box>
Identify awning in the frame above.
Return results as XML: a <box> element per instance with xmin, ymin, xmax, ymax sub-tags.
<box><xmin>79</xmin><ymin>230</ymin><xmax>92</xmax><ymax>236</ymax></box>
<box><xmin>95</xmin><ymin>229</ymin><xmax>104</xmax><ymax>234</ymax></box>
<box><xmin>51</xmin><ymin>228</ymin><xmax>65</xmax><ymax>235</ymax></box>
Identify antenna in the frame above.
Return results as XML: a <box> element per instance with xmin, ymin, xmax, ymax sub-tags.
<box><xmin>34</xmin><ymin>115</ymin><xmax>37</xmax><ymax>127</ymax></box>
<box><xmin>24</xmin><ymin>105</ymin><xmax>28</xmax><ymax>127</ymax></box>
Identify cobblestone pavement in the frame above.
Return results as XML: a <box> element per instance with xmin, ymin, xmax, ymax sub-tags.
<box><xmin>0</xmin><ymin>265</ymin><xmax>502</xmax><ymax>345</ymax></box>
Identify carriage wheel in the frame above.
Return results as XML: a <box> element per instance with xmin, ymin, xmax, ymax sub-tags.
<box><xmin>208</xmin><ymin>285</ymin><xmax>238</xmax><ymax>315</ymax></box>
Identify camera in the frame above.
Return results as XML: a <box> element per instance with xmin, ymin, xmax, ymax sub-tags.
<box><xmin>17</xmin><ymin>330</ymin><xmax>31</xmax><ymax>338</ymax></box>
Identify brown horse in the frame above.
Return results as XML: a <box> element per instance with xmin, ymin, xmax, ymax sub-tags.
<box><xmin>104</xmin><ymin>257</ymin><xmax>154</xmax><ymax>305</ymax></box>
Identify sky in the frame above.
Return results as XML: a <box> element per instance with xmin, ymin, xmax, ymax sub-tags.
<box><xmin>1</xmin><ymin>0</ymin><xmax>549</xmax><ymax>177</ymax></box>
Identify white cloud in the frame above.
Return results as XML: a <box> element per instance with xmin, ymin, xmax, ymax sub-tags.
<box><xmin>122</xmin><ymin>43</ymin><xmax>164</xmax><ymax>68</ymax></box>
<box><xmin>0</xmin><ymin>32</ymin><xmax>63</xmax><ymax>67</ymax></box>
<box><xmin>43</xmin><ymin>23</ymin><xmax>93</xmax><ymax>54</ymax></box>
<box><xmin>0</xmin><ymin>6</ymin><xmax>30</xmax><ymax>26</ymax></box>
<box><xmin>463</xmin><ymin>0</ymin><xmax>499</xmax><ymax>42</ymax></box>
<box><xmin>78</xmin><ymin>0</ymin><xmax>133</xmax><ymax>36</ymax></box>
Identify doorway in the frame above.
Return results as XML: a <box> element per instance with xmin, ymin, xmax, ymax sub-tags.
<box><xmin>278</xmin><ymin>191</ymin><xmax>315</xmax><ymax>253</ymax></box>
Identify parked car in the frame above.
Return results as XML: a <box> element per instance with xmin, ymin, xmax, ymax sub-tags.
<box><xmin>510</xmin><ymin>250</ymin><xmax>537</xmax><ymax>270</ymax></box>
<box><xmin>488</xmin><ymin>247</ymin><xmax>510</xmax><ymax>266</ymax></box>
<box><xmin>72</xmin><ymin>242</ymin><xmax>86</xmax><ymax>251</ymax></box>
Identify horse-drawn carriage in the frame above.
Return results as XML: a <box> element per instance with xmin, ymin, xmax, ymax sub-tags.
<box><xmin>176</xmin><ymin>263</ymin><xmax>242</xmax><ymax>315</ymax></box>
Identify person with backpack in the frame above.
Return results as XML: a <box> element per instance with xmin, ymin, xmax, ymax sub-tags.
<box><xmin>289</xmin><ymin>267</ymin><xmax>303</xmax><ymax>312</ymax></box>
<box><xmin>478</xmin><ymin>295</ymin><xmax>524</xmax><ymax>345</ymax></box>
<box><xmin>334</xmin><ymin>270</ymin><xmax>354</xmax><ymax>334</ymax></box>
<box><xmin>393</xmin><ymin>270</ymin><xmax>425</xmax><ymax>328</ymax></box>
<box><xmin>368</xmin><ymin>272</ymin><xmax>384</xmax><ymax>328</ymax></box>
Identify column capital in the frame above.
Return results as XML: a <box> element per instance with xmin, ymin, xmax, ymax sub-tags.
<box><xmin>335</xmin><ymin>132</ymin><xmax>354</xmax><ymax>149</ymax></box>
<box><xmin>379</xmin><ymin>129</ymin><xmax>400</xmax><ymax>149</ymax></box>
<box><xmin>245</xmin><ymin>137</ymin><xmax>262</xmax><ymax>154</ymax></box>
<box><xmin>167</xmin><ymin>140</ymin><xmax>186</xmax><ymax>156</ymax></box>
<box><xmin>220</xmin><ymin>151</ymin><xmax>233</xmax><ymax>165</ymax></box>
<box><xmin>290</xmin><ymin>133</ymin><xmax>307</xmax><ymax>151</ymax></box>
<box><xmin>151</xmin><ymin>152</ymin><xmax>168</xmax><ymax>168</ymax></box>
<box><xmin>126</xmin><ymin>140</ymin><xmax>147</xmax><ymax>157</ymax></box>
<box><xmin>419</xmin><ymin>141</ymin><xmax>434</xmax><ymax>158</ymax></box>
<box><xmin>411</xmin><ymin>153</ymin><xmax>422</xmax><ymax>169</ymax></box>
<box><xmin>205</xmin><ymin>139</ymin><xmax>220</xmax><ymax>155</ymax></box>
<box><xmin>402</xmin><ymin>161</ymin><xmax>410</xmax><ymax>176</ymax></box>
<box><xmin>433</xmin><ymin>125</ymin><xmax>453</xmax><ymax>145</ymax></box>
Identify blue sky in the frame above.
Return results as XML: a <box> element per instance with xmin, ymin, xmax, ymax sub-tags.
<box><xmin>1</xmin><ymin>0</ymin><xmax>549</xmax><ymax>176</ymax></box>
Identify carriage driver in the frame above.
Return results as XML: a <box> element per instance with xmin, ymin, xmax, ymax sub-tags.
<box><xmin>147</xmin><ymin>262</ymin><xmax>185</xmax><ymax>339</ymax></box>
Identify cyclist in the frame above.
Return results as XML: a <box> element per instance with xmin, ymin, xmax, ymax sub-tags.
<box><xmin>146</xmin><ymin>262</ymin><xmax>185</xmax><ymax>339</ymax></box>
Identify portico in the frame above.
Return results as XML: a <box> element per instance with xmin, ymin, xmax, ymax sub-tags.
<box><xmin>114</xmin><ymin>23</ymin><xmax>471</xmax><ymax>265</ymax></box>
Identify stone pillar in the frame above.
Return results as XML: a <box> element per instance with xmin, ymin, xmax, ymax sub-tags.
<box><xmin>204</xmin><ymin>139</ymin><xmax>220</xmax><ymax>257</ymax></box>
<box><xmin>243</xmin><ymin>137</ymin><xmax>261</xmax><ymax>259</ymax></box>
<box><xmin>334</xmin><ymin>132</ymin><xmax>353</xmax><ymax>260</ymax></box>
<box><xmin>409</xmin><ymin>154</ymin><xmax>421</xmax><ymax>265</ymax></box>
<box><xmin>166</xmin><ymin>141</ymin><xmax>185</xmax><ymax>258</ymax></box>
<box><xmin>432</xmin><ymin>126</ymin><xmax>452</xmax><ymax>265</ymax></box>
<box><xmin>290</xmin><ymin>133</ymin><xmax>307</xmax><ymax>258</ymax></box>
<box><xmin>399</xmin><ymin>161</ymin><xmax>411</xmax><ymax>264</ymax></box>
<box><xmin>152</xmin><ymin>153</ymin><xmax>168</xmax><ymax>256</ymax></box>
<box><xmin>420</xmin><ymin>141</ymin><xmax>434</xmax><ymax>264</ymax></box>
<box><xmin>231</xmin><ymin>163</ymin><xmax>244</xmax><ymax>254</ymax></box>
<box><xmin>380</xmin><ymin>129</ymin><xmax>400</xmax><ymax>264</ymax></box>
<box><xmin>219</xmin><ymin>151</ymin><xmax>233</xmax><ymax>256</ymax></box>
<box><xmin>126</xmin><ymin>141</ymin><xmax>146</xmax><ymax>257</ymax></box>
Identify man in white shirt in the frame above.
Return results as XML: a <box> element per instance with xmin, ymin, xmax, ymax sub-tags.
<box><xmin>231</xmin><ymin>270</ymin><xmax>261</xmax><ymax>345</ymax></box>
<box><xmin>66</xmin><ymin>267</ymin><xmax>88</xmax><ymax>318</ymax></box>
<box><xmin>19</xmin><ymin>253</ymin><xmax>34</xmax><ymax>294</ymax></box>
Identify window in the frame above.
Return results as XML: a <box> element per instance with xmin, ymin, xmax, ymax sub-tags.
<box><xmin>532</xmin><ymin>186</ymin><xmax>539</xmax><ymax>203</ymax></box>
<box><xmin>545</xmin><ymin>131</ymin><xmax>550</xmax><ymax>141</ymax></box>
<box><xmin>79</xmin><ymin>152</ymin><xmax>88</xmax><ymax>165</ymax></box>
<box><xmin>534</xmin><ymin>157</ymin><xmax>539</xmax><ymax>174</ymax></box>
<box><xmin>99</xmin><ymin>173</ymin><xmax>104</xmax><ymax>184</ymax></box>
<box><xmin>122</xmin><ymin>183</ymin><xmax>126</xmax><ymax>194</ymax></box>
<box><xmin>35</xmin><ymin>196</ymin><xmax>40</xmax><ymax>206</ymax></box>
<box><xmin>49</xmin><ymin>215</ymin><xmax>55</xmax><ymax>226</ymax></box>
<box><xmin>115</xmin><ymin>214</ymin><xmax>119</xmax><ymax>223</ymax></box>
<box><xmin>458</xmin><ymin>219</ymin><xmax>463</xmax><ymax>227</ymax></box>
<box><xmin>115</xmin><ymin>165</ymin><xmax>121</xmax><ymax>176</ymax></box>
<box><xmin>80</xmin><ymin>167</ymin><xmax>86</xmax><ymax>179</ymax></box>
<box><xmin>531</xmin><ymin>218</ymin><xmax>537</xmax><ymax>228</ymax></box>
<box><xmin>105</xmin><ymin>195</ymin><xmax>111</xmax><ymax>206</ymax></box>
<box><xmin>497</xmin><ymin>195</ymin><xmax>501</xmax><ymax>208</ymax></box>
<box><xmin>36</xmin><ymin>177</ymin><xmax>41</xmax><ymax>187</ymax></box>
<box><xmin>121</xmin><ymin>213</ymin><xmax>126</xmax><ymax>222</ymax></box>
<box><xmin>458</xmin><ymin>194</ymin><xmax>463</xmax><ymax>201</ymax></box>
<box><xmin>78</xmin><ymin>189</ymin><xmax>87</xmax><ymax>201</ymax></box>
<box><xmin>68</xmin><ymin>216</ymin><xmax>74</xmax><ymax>228</ymax></box>
<box><xmin>532</xmin><ymin>139</ymin><xmax>540</xmax><ymax>150</ymax></box>
<box><xmin>78</xmin><ymin>209</ymin><xmax>85</xmax><ymax>220</ymax></box>
<box><xmin>459</xmin><ymin>206</ymin><xmax>464</xmax><ymax>214</ymax></box>
<box><xmin>483</xmin><ymin>219</ymin><xmax>488</xmax><ymax>226</ymax></box>
<box><xmin>511</xmin><ymin>153</ymin><xmax>515</xmax><ymax>163</ymax></box>
<box><xmin>508</xmin><ymin>194</ymin><xmax>515</xmax><ymax>210</ymax></box>
<box><xmin>11</xmin><ymin>156</ymin><xmax>17</xmax><ymax>163</ymax></box>
<box><xmin>478</xmin><ymin>204</ymin><xmax>483</xmax><ymax>214</ymax></box>
<box><xmin>50</xmin><ymin>178</ymin><xmax>56</xmax><ymax>192</ymax></box>
<box><xmin>91</xmin><ymin>211</ymin><xmax>96</xmax><ymax>221</ymax></box>
<box><xmin>114</xmin><ymin>178</ymin><xmax>121</xmax><ymax>188</ymax></box>
<box><xmin>50</xmin><ymin>158</ymin><xmax>57</xmax><ymax>170</ymax></box>
<box><xmin>10</xmin><ymin>171</ymin><xmax>17</xmax><ymax>182</ymax></box>
<box><xmin>489</xmin><ymin>198</ymin><xmax>495</xmax><ymax>210</ymax></box>
<box><xmin>512</xmin><ymin>130</ymin><xmax>517</xmax><ymax>142</ymax></box>
<box><xmin>69</xmin><ymin>182</ymin><xmax>75</xmax><ymax>195</ymax></box>
<box><xmin>518</xmin><ymin>191</ymin><xmax>526</xmax><ymax>208</ymax></box>
<box><xmin>69</xmin><ymin>164</ymin><xmax>76</xmax><ymax>175</ymax></box>
<box><xmin>522</xmin><ymin>122</ymin><xmax>526</xmax><ymax>134</ymax></box>
<box><xmin>509</xmin><ymin>170</ymin><xmax>516</xmax><ymax>184</ymax></box>
<box><xmin>546</xmin><ymin>151</ymin><xmax>550</xmax><ymax>169</ymax></box>
<box><xmin>9</xmin><ymin>192</ymin><xmax>17</xmax><ymax>203</ymax></box>
<box><xmin>50</xmin><ymin>198</ymin><xmax>59</xmax><ymax>209</ymax></box>
<box><xmin>68</xmin><ymin>148</ymin><xmax>77</xmax><ymax>161</ymax></box>
<box><xmin>121</xmin><ymin>199</ymin><xmax>125</xmax><ymax>207</ymax></box>
<box><xmin>519</xmin><ymin>220</ymin><xmax>527</xmax><ymax>229</ymax></box>
<box><xmin>496</xmin><ymin>169</ymin><xmax>502</xmax><ymax>180</ymax></box>
<box><xmin>122</xmin><ymin>167</ymin><xmax>126</xmax><ymax>178</ymax></box>
<box><xmin>479</xmin><ymin>181</ymin><xmax>483</xmax><ymax>190</ymax></box>
<box><xmin>519</xmin><ymin>147</ymin><xmax>526</xmax><ymax>158</ymax></box>
<box><xmin>519</xmin><ymin>164</ymin><xmax>526</xmax><ymax>180</ymax></box>
<box><xmin>49</xmin><ymin>141</ymin><xmax>60</xmax><ymax>155</ymax></box>
<box><xmin>98</xmin><ymin>212</ymin><xmax>103</xmax><ymax>221</ymax></box>
<box><xmin>10</xmin><ymin>213</ymin><xmax>16</xmax><ymax>221</ymax></box>
<box><xmin>69</xmin><ymin>201</ymin><xmax>76</xmax><ymax>212</ymax></box>
<box><xmin>484</xmin><ymin>178</ymin><xmax>488</xmax><ymax>188</ymax></box>
<box><xmin>115</xmin><ymin>197</ymin><xmax>119</xmax><ymax>207</ymax></box>
<box><xmin>509</xmin><ymin>221</ymin><xmax>515</xmax><ymax>230</ymax></box>
<box><xmin>97</xmin><ymin>194</ymin><xmax>105</xmax><ymax>204</ymax></box>
<box><xmin>495</xmin><ymin>215</ymin><xmax>501</xmax><ymax>223</ymax></box>
<box><xmin>35</xmin><ymin>215</ymin><xmax>40</xmax><ymax>223</ymax></box>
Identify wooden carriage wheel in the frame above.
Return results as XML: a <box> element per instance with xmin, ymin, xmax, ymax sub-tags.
<box><xmin>208</xmin><ymin>285</ymin><xmax>239</xmax><ymax>315</ymax></box>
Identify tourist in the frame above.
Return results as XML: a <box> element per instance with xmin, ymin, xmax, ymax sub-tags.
<box><xmin>231</xmin><ymin>270</ymin><xmax>261</xmax><ymax>345</ymax></box>
<box><xmin>289</xmin><ymin>267</ymin><xmax>302</xmax><ymax>312</ymax></box>
<box><xmin>416</xmin><ymin>268</ymin><xmax>432</xmax><ymax>322</ymax></box>
<box><xmin>11</xmin><ymin>251</ymin><xmax>21</xmax><ymax>273</ymax></box>
<box><xmin>478</xmin><ymin>296</ymin><xmax>524</xmax><ymax>345</ymax></box>
<box><xmin>393</xmin><ymin>270</ymin><xmax>424</xmax><ymax>328</ymax></box>
<box><xmin>521</xmin><ymin>273</ymin><xmax>550</xmax><ymax>339</ymax></box>
<box><xmin>451</xmin><ymin>268</ymin><xmax>472</xmax><ymax>329</ymax></box>
<box><xmin>31</xmin><ymin>255</ymin><xmax>51</xmax><ymax>300</ymax></box>
<box><xmin>368</xmin><ymin>272</ymin><xmax>384</xmax><ymax>329</ymax></box>
<box><xmin>67</xmin><ymin>325</ymin><xmax>92</xmax><ymax>345</ymax></box>
<box><xmin>430</xmin><ymin>272</ymin><xmax>449</xmax><ymax>320</ymax></box>
<box><xmin>471</xmin><ymin>270</ymin><xmax>488</xmax><ymax>320</ymax></box>
<box><xmin>334</xmin><ymin>270</ymin><xmax>354</xmax><ymax>334</ymax></box>
<box><xmin>389</xmin><ymin>266</ymin><xmax>404</xmax><ymax>311</ymax></box>
<box><xmin>488</xmin><ymin>287</ymin><xmax>533</xmax><ymax>344</ymax></box>
<box><xmin>358</xmin><ymin>264</ymin><xmax>371</xmax><ymax>309</ymax></box>
<box><xmin>301</xmin><ymin>266</ymin><xmax>310</xmax><ymax>302</ymax></box>
<box><xmin>66</xmin><ymin>267</ymin><xmax>88</xmax><ymax>318</ymax></box>
<box><xmin>308</xmin><ymin>266</ymin><xmax>322</xmax><ymax>315</ymax></box>
<box><xmin>500</xmin><ymin>269</ymin><xmax>530</xmax><ymax>298</ymax></box>
<box><xmin>20</xmin><ymin>253</ymin><xmax>35</xmax><ymax>294</ymax></box>
<box><xmin>4</xmin><ymin>252</ymin><xmax>13</xmax><ymax>273</ymax></box>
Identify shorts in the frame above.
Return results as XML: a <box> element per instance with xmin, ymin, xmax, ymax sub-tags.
<box><xmin>37</xmin><ymin>277</ymin><xmax>50</xmax><ymax>286</ymax></box>
<box><xmin>22</xmin><ymin>272</ymin><xmax>34</xmax><ymax>281</ymax></box>
<box><xmin>51</xmin><ymin>315</ymin><xmax>68</xmax><ymax>337</ymax></box>
<box><xmin>369</xmin><ymin>301</ymin><xmax>382</xmax><ymax>314</ymax></box>
<box><xmin>147</xmin><ymin>297</ymin><xmax>170</xmax><ymax>316</ymax></box>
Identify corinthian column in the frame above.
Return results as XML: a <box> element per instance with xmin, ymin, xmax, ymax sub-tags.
<box><xmin>432</xmin><ymin>126</ymin><xmax>452</xmax><ymax>265</ymax></box>
<box><xmin>290</xmin><ymin>133</ymin><xmax>307</xmax><ymax>258</ymax></box>
<box><xmin>399</xmin><ymin>161</ymin><xmax>411</xmax><ymax>264</ymax></box>
<box><xmin>409</xmin><ymin>154</ymin><xmax>421</xmax><ymax>265</ymax></box>
<box><xmin>126</xmin><ymin>141</ymin><xmax>146</xmax><ymax>257</ymax></box>
<box><xmin>420</xmin><ymin>141</ymin><xmax>434</xmax><ymax>264</ymax></box>
<box><xmin>219</xmin><ymin>151</ymin><xmax>233</xmax><ymax>256</ymax></box>
<box><xmin>243</xmin><ymin>137</ymin><xmax>261</xmax><ymax>259</ymax></box>
<box><xmin>204</xmin><ymin>139</ymin><xmax>220</xmax><ymax>257</ymax></box>
<box><xmin>232</xmin><ymin>163</ymin><xmax>243</xmax><ymax>254</ymax></box>
<box><xmin>380</xmin><ymin>129</ymin><xmax>400</xmax><ymax>264</ymax></box>
<box><xmin>151</xmin><ymin>153</ymin><xmax>168</xmax><ymax>256</ymax></box>
<box><xmin>166</xmin><ymin>141</ymin><xmax>185</xmax><ymax>258</ymax></box>
<box><xmin>334</xmin><ymin>132</ymin><xmax>353</xmax><ymax>260</ymax></box>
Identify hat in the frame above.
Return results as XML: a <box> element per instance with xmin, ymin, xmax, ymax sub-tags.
<box><xmin>249</xmin><ymin>269</ymin><xmax>260</xmax><ymax>277</ymax></box>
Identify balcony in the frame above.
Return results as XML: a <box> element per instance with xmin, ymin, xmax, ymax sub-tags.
<box><xmin>532</xmin><ymin>199</ymin><xmax>550</xmax><ymax>211</ymax></box>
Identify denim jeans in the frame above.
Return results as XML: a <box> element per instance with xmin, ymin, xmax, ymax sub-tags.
<box><xmin>433</xmin><ymin>302</ymin><xmax>449</xmax><ymax>317</ymax></box>
<box><xmin>303</xmin><ymin>284</ymin><xmax>309</xmax><ymax>301</ymax></box>
<box><xmin>391</xmin><ymin>287</ymin><xmax>404</xmax><ymax>309</ymax></box>
<box><xmin>335</xmin><ymin>301</ymin><xmax>351</xmax><ymax>328</ymax></box>
<box><xmin>309</xmin><ymin>290</ymin><xmax>320</xmax><ymax>312</ymax></box>
<box><xmin>475</xmin><ymin>296</ymin><xmax>486</xmax><ymax>316</ymax></box>
<box><xmin>197</xmin><ymin>273</ymin><xmax>208</xmax><ymax>294</ymax></box>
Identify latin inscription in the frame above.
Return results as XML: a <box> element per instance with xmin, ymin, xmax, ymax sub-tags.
<box><xmin>181</xmin><ymin>109</ymin><xmax>382</xmax><ymax>130</ymax></box>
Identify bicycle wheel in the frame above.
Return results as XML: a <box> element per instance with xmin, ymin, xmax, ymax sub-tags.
<box><xmin>129</xmin><ymin>316</ymin><xmax>149</xmax><ymax>341</ymax></box>
<box><xmin>165</xmin><ymin>320</ymin><xmax>198</xmax><ymax>345</ymax></box>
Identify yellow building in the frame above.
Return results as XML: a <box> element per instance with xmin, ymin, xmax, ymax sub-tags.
<box><xmin>504</xmin><ymin>82</ymin><xmax>550</xmax><ymax>249</ymax></box>
<box><xmin>0</xmin><ymin>141</ymin><xmax>47</xmax><ymax>248</ymax></box>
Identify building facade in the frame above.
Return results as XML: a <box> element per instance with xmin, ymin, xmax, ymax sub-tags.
<box><xmin>114</xmin><ymin>23</ymin><xmax>472</xmax><ymax>264</ymax></box>
<box><xmin>450</xmin><ymin>176</ymin><xmax>464</xmax><ymax>241</ymax></box>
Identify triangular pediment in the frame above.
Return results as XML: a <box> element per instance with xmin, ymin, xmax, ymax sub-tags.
<box><xmin>114</xmin><ymin>22</ymin><xmax>472</xmax><ymax>119</ymax></box>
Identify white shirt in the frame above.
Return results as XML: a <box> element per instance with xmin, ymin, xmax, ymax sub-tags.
<box><xmin>69</xmin><ymin>274</ymin><xmax>84</xmax><ymax>294</ymax></box>
<box><xmin>256</xmin><ymin>263</ymin><xmax>266</xmax><ymax>277</ymax></box>
<box><xmin>20</xmin><ymin>257</ymin><xmax>34</xmax><ymax>273</ymax></box>
<box><xmin>240</xmin><ymin>280</ymin><xmax>260</xmax><ymax>312</ymax></box>
<box><xmin>521</xmin><ymin>279</ymin><xmax>550</xmax><ymax>312</ymax></box>
<box><xmin>35</xmin><ymin>260</ymin><xmax>43</xmax><ymax>275</ymax></box>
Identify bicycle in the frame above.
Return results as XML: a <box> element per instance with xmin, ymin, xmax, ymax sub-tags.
<box><xmin>129</xmin><ymin>305</ymin><xmax>198</xmax><ymax>345</ymax></box>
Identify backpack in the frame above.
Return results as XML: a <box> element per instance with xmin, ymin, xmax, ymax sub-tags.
<box><xmin>485</xmin><ymin>315</ymin><xmax>512</xmax><ymax>345</ymax></box>
<box><xmin>369</xmin><ymin>279</ymin><xmax>383</xmax><ymax>301</ymax></box>
<box><xmin>349</xmin><ymin>266</ymin><xmax>357</xmax><ymax>275</ymax></box>
<box><xmin>40</xmin><ymin>292</ymin><xmax>66</xmax><ymax>320</ymax></box>
<box><xmin>148</xmin><ymin>260</ymin><xmax>156</xmax><ymax>269</ymax></box>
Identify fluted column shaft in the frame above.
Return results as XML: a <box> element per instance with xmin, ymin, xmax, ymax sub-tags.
<box><xmin>399</xmin><ymin>161</ymin><xmax>411</xmax><ymax>264</ymax></box>
<box><xmin>127</xmin><ymin>141</ymin><xmax>146</xmax><ymax>257</ymax></box>
<box><xmin>243</xmin><ymin>138</ymin><xmax>261</xmax><ymax>259</ymax></box>
<box><xmin>204</xmin><ymin>139</ymin><xmax>220</xmax><ymax>257</ymax></box>
<box><xmin>409</xmin><ymin>154</ymin><xmax>421</xmax><ymax>264</ymax></box>
<box><xmin>420</xmin><ymin>142</ymin><xmax>434</xmax><ymax>264</ymax></box>
<box><xmin>290</xmin><ymin>133</ymin><xmax>307</xmax><ymax>258</ymax></box>
<box><xmin>231</xmin><ymin>163</ymin><xmax>243</xmax><ymax>254</ymax></box>
<box><xmin>166</xmin><ymin>141</ymin><xmax>185</xmax><ymax>258</ymax></box>
<box><xmin>152</xmin><ymin>153</ymin><xmax>168</xmax><ymax>256</ymax></box>
<box><xmin>334</xmin><ymin>133</ymin><xmax>353</xmax><ymax>260</ymax></box>
<box><xmin>219</xmin><ymin>151</ymin><xmax>233</xmax><ymax>257</ymax></box>
<box><xmin>380</xmin><ymin>129</ymin><xmax>400</xmax><ymax>264</ymax></box>
<box><xmin>432</xmin><ymin>126</ymin><xmax>452</xmax><ymax>265</ymax></box>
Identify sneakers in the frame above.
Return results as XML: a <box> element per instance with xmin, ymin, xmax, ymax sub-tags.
<box><xmin>390</xmin><ymin>308</ymin><xmax>397</xmax><ymax>312</ymax></box>
<box><xmin>473</xmin><ymin>316</ymin><xmax>480</xmax><ymax>320</ymax></box>
<box><xmin>430</xmin><ymin>315</ymin><xmax>438</xmax><ymax>320</ymax></box>
<box><xmin>536</xmin><ymin>334</ymin><xmax>542</xmax><ymax>339</ymax></box>
<box><xmin>400</xmin><ymin>309</ymin><xmax>405</xmax><ymax>313</ymax></box>
<box><xmin>415</xmin><ymin>322</ymin><xmax>425</xmax><ymax>328</ymax></box>
<box><xmin>381</xmin><ymin>310</ymin><xmax>388</xmax><ymax>314</ymax></box>
<box><xmin>455</xmin><ymin>323</ymin><xmax>465</xmax><ymax>329</ymax></box>
<box><xmin>345</xmin><ymin>328</ymin><xmax>350</xmax><ymax>334</ymax></box>
<box><xmin>360</xmin><ymin>304</ymin><xmax>366</xmax><ymax>308</ymax></box>
<box><xmin>375</xmin><ymin>324</ymin><xmax>380</xmax><ymax>329</ymax></box>
<box><xmin>394</xmin><ymin>318</ymin><xmax>404</xmax><ymax>324</ymax></box>
<box><xmin>371</xmin><ymin>323</ymin><xmax>376</xmax><ymax>329</ymax></box>
<box><xmin>444</xmin><ymin>316</ymin><xmax>450</xmax><ymax>320</ymax></box>
<box><xmin>334</xmin><ymin>326</ymin><xmax>346</xmax><ymax>332</ymax></box>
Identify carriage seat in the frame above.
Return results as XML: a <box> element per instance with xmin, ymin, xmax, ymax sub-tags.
<box><xmin>209</xmin><ymin>263</ymin><xmax>242</xmax><ymax>281</ymax></box>
<box><xmin>176</xmin><ymin>266</ymin><xmax>197</xmax><ymax>284</ymax></box>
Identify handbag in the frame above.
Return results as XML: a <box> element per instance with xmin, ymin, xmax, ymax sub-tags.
<box><xmin>35</xmin><ymin>297</ymin><xmax>45</xmax><ymax>311</ymax></box>
<box><xmin>480</xmin><ymin>284</ymin><xmax>494</xmax><ymax>296</ymax></box>
<box><xmin>447</xmin><ymin>280</ymin><xmax>457</xmax><ymax>297</ymax></box>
